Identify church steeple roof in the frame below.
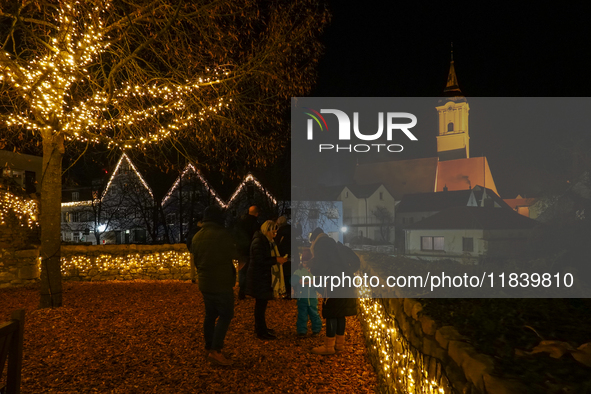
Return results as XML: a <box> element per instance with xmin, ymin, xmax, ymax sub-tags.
<box><xmin>442</xmin><ymin>45</ymin><xmax>465</xmax><ymax>101</ymax></box>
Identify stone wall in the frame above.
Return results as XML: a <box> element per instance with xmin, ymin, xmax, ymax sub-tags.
<box><xmin>358</xmin><ymin>253</ymin><xmax>528</xmax><ymax>394</ymax></box>
<box><xmin>0</xmin><ymin>248</ymin><xmax>40</xmax><ymax>288</ymax></box>
<box><xmin>0</xmin><ymin>244</ymin><xmax>193</xmax><ymax>288</ymax></box>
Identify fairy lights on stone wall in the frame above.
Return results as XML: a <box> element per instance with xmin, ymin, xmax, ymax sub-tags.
<box><xmin>358</xmin><ymin>286</ymin><xmax>453</xmax><ymax>394</ymax></box>
<box><xmin>60</xmin><ymin>250</ymin><xmax>191</xmax><ymax>279</ymax></box>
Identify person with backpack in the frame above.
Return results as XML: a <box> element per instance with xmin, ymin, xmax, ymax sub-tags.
<box><xmin>307</xmin><ymin>227</ymin><xmax>359</xmax><ymax>355</ymax></box>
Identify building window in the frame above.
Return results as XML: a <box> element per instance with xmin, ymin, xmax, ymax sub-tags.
<box><xmin>379</xmin><ymin>192</ymin><xmax>383</xmax><ymax>200</ymax></box>
<box><xmin>421</xmin><ymin>236</ymin><xmax>444</xmax><ymax>251</ymax></box>
<box><xmin>167</xmin><ymin>213</ymin><xmax>176</xmax><ymax>225</ymax></box>
<box><xmin>402</xmin><ymin>217</ymin><xmax>406</xmax><ymax>224</ymax></box>
<box><xmin>463</xmin><ymin>237</ymin><xmax>474</xmax><ymax>252</ymax></box>
<box><xmin>447</xmin><ymin>122</ymin><xmax>454</xmax><ymax>132</ymax></box>
<box><xmin>309</xmin><ymin>209</ymin><xmax>319</xmax><ymax>220</ymax></box>
<box><xmin>345</xmin><ymin>191</ymin><xmax>348</xmax><ymax>198</ymax></box>
<box><xmin>72</xmin><ymin>191</ymin><xmax>79</xmax><ymax>201</ymax></box>
<box><xmin>327</xmin><ymin>208</ymin><xmax>339</xmax><ymax>219</ymax></box>
<box><xmin>71</xmin><ymin>212</ymin><xmax>80</xmax><ymax>223</ymax></box>
<box><xmin>73</xmin><ymin>233</ymin><xmax>80</xmax><ymax>243</ymax></box>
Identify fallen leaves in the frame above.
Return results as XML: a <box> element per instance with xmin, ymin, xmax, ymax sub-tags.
<box><xmin>1</xmin><ymin>281</ymin><xmax>378</xmax><ymax>393</ymax></box>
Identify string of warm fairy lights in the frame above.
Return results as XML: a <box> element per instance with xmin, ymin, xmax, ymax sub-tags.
<box><xmin>60</xmin><ymin>251</ymin><xmax>191</xmax><ymax>275</ymax></box>
<box><xmin>1</xmin><ymin>1</ymin><xmax>232</xmax><ymax>150</ymax></box>
<box><xmin>161</xmin><ymin>163</ymin><xmax>224</xmax><ymax>207</ymax></box>
<box><xmin>161</xmin><ymin>163</ymin><xmax>278</xmax><ymax>208</ymax></box>
<box><xmin>222</xmin><ymin>173</ymin><xmax>278</xmax><ymax>208</ymax></box>
<box><xmin>0</xmin><ymin>190</ymin><xmax>39</xmax><ymax>229</ymax></box>
<box><xmin>63</xmin><ymin>155</ymin><xmax>277</xmax><ymax>211</ymax></box>
<box><xmin>101</xmin><ymin>153</ymin><xmax>154</xmax><ymax>199</ymax></box>
<box><xmin>358</xmin><ymin>286</ymin><xmax>453</xmax><ymax>394</ymax></box>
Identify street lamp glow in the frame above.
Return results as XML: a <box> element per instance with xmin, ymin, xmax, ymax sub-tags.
<box><xmin>341</xmin><ymin>226</ymin><xmax>348</xmax><ymax>233</ymax></box>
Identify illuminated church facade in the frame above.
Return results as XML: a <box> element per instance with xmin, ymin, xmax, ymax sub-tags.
<box><xmin>353</xmin><ymin>56</ymin><xmax>498</xmax><ymax>200</ymax></box>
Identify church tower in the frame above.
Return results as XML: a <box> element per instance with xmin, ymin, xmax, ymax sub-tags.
<box><xmin>436</xmin><ymin>49</ymin><xmax>470</xmax><ymax>161</ymax></box>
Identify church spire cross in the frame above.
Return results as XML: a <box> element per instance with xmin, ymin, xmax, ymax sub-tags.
<box><xmin>451</xmin><ymin>42</ymin><xmax>454</xmax><ymax>62</ymax></box>
<box><xmin>443</xmin><ymin>43</ymin><xmax>463</xmax><ymax>97</ymax></box>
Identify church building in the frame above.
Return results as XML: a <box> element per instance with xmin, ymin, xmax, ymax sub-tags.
<box><xmin>353</xmin><ymin>54</ymin><xmax>498</xmax><ymax>199</ymax></box>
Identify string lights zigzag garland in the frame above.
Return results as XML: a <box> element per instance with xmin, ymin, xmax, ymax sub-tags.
<box><xmin>161</xmin><ymin>163</ymin><xmax>277</xmax><ymax>209</ymax></box>
<box><xmin>61</xmin><ymin>152</ymin><xmax>153</xmax><ymax>208</ymax></box>
<box><xmin>62</xmin><ymin>153</ymin><xmax>277</xmax><ymax>210</ymax></box>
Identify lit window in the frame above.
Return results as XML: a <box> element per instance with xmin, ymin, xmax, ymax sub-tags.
<box><xmin>421</xmin><ymin>236</ymin><xmax>444</xmax><ymax>251</ymax></box>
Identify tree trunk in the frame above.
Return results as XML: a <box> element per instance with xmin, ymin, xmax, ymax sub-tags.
<box><xmin>39</xmin><ymin>134</ymin><xmax>65</xmax><ymax>309</ymax></box>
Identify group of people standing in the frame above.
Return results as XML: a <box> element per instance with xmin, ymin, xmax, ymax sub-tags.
<box><xmin>189</xmin><ymin>205</ymin><xmax>358</xmax><ymax>366</ymax></box>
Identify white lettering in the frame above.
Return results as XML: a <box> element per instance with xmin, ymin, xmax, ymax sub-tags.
<box><xmin>353</xmin><ymin>112</ymin><xmax>383</xmax><ymax>140</ymax></box>
<box><xmin>387</xmin><ymin>112</ymin><xmax>418</xmax><ymax>141</ymax></box>
<box><xmin>321</xmin><ymin>109</ymin><xmax>351</xmax><ymax>140</ymax></box>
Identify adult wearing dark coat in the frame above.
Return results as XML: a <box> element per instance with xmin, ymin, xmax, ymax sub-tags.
<box><xmin>246</xmin><ymin>220</ymin><xmax>288</xmax><ymax>339</ymax></box>
<box><xmin>307</xmin><ymin>227</ymin><xmax>357</xmax><ymax>355</ymax></box>
<box><xmin>236</xmin><ymin>206</ymin><xmax>260</xmax><ymax>299</ymax></box>
<box><xmin>190</xmin><ymin>206</ymin><xmax>237</xmax><ymax>365</ymax></box>
<box><xmin>274</xmin><ymin>216</ymin><xmax>292</xmax><ymax>299</ymax></box>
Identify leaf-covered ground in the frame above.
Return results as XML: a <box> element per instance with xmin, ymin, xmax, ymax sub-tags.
<box><xmin>0</xmin><ymin>281</ymin><xmax>378</xmax><ymax>393</ymax></box>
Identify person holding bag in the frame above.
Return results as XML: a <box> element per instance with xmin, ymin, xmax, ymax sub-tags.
<box><xmin>246</xmin><ymin>220</ymin><xmax>288</xmax><ymax>340</ymax></box>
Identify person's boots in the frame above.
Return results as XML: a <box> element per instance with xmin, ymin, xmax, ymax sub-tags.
<box><xmin>335</xmin><ymin>334</ymin><xmax>346</xmax><ymax>352</ymax></box>
<box><xmin>207</xmin><ymin>350</ymin><xmax>233</xmax><ymax>366</ymax></box>
<box><xmin>311</xmin><ymin>336</ymin><xmax>336</xmax><ymax>355</ymax></box>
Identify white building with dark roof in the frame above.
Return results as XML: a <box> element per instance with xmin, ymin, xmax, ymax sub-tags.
<box><xmin>404</xmin><ymin>205</ymin><xmax>537</xmax><ymax>263</ymax></box>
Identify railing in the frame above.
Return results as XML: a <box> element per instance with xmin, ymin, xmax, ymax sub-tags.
<box><xmin>349</xmin><ymin>244</ymin><xmax>396</xmax><ymax>255</ymax></box>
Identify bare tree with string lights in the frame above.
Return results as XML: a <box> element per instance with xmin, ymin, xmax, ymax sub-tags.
<box><xmin>0</xmin><ymin>0</ymin><xmax>328</xmax><ymax>308</ymax></box>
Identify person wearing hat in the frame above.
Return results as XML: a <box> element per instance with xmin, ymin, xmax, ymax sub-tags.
<box><xmin>307</xmin><ymin>227</ymin><xmax>358</xmax><ymax>355</ymax></box>
<box><xmin>190</xmin><ymin>206</ymin><xmax>237</xmax><ymax>366</ymax></box>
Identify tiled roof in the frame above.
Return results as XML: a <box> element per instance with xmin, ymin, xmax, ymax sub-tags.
<box><xmin>404</xmin><ymin>206</ymin><xmax>538</xmax><ymax>230</ymax></box>
<box><xmin>353</xmin><ymin>157</ymin><xmax>438</xmax><ymax>200</ymax></box>
<box><xmin>398</xmin><ymin>186</ymin><xmax>510</xmax><ymax>213</ymax></box>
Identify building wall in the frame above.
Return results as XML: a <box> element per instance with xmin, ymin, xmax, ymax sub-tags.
<box><xmin>339</xmin><ymin>185</ymin><xmax>395</xmax><ymax>243</ymax></box>
<box><xmin>405</xmin><ymin>228</ymin><xmax>532</xmax><ymax>262</ymax></box>
<box><xmin>405</xmin><ymin>229</ymin><xmax>485</xmax><ymax>262</ymax></box>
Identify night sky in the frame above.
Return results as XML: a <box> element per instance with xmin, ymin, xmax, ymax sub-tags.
<box><xmin>304</xmin><ymin>1</ymin><xmax>591</xmax><ymax>198</ymax></box>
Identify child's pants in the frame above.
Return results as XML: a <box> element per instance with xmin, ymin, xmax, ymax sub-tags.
<box><xmin>296</xmin><ymin>298</ymin><xmax>322</xmax><ymax>334</ymax></box>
